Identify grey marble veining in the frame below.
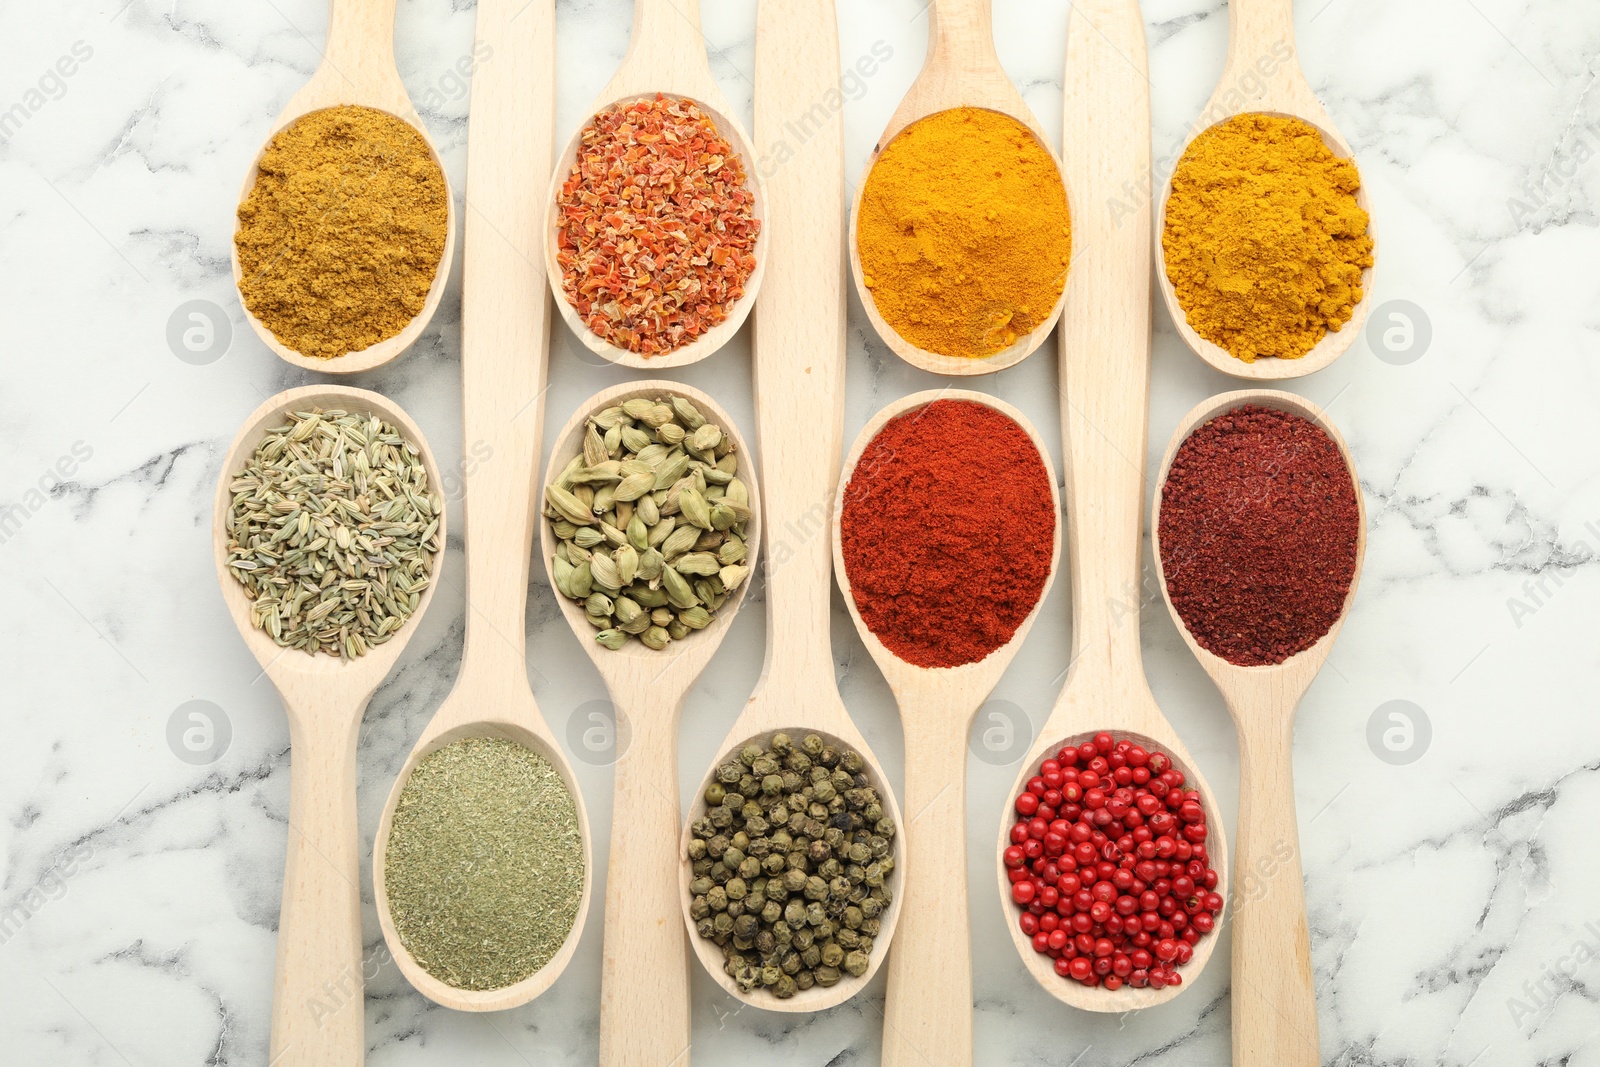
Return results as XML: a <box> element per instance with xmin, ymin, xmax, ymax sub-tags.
<box><xmin>2</xmin><ymin>0</ymin><xmax>1598</xmax><ymax>1064</ymax></box>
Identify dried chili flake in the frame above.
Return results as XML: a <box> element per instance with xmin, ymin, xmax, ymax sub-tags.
<box><xmin>555</xmin><ymin>95</ymin><xmax>760</xmax><ymax>356</ymax></box>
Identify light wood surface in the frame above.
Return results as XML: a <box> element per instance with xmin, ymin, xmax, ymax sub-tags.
<box><xmin>668</xmin><ymin>2</ymin><xmax>902</xmax><ymax>1015</ymax></box>
<box><xmin>830</xmin><ymin>390</ymin><xmax>1061</xmax><ymax>1066</ymax></box>
<box><xmin>538</xmin><ymin>382</ymin><xmax>761</xmax><ymax>1063</ymax></box>
<box><xmin>229</xmin><ymin>0</ymin><xmax>457</xmax><ymax>374</ymax></box>
<box><xmin>212</xmin><ymin>384</ymin><xmax>446</xmax><ymax>1066</ymax></box>
<box><xmin>1154</xmin><ymin>0</ymin><xmax>1376</xmax><ymax>380</ymax></box>
<box><xmin>846</xmin><ymin>0</ymin><xmax>1073</xmax><ymax>376</ymax></box>
<box><xmin>993</xmin><ymin>0</ymin><xmax>1231</xmax><ymax>1013</ymax></box>
<box><xmin>370</xmin><ymin>0</ymin><xmax>594</xmax><ymax>1014</ymax></box>
<box><xmin>1151</xmin><ymin>388</ymin><xmax>1367</xmax><ymax>1065</ymax></box>
<box><xmin>542</xmin><ymin>0</ymin><xmax>768</xmax><ymax>370</ymax></box>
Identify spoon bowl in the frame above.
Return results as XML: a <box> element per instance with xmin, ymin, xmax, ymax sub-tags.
<box><xmin>372</xmin><ymin>0</ymin><xmax>590</xmax><ymax>1013</ymax></box>
<box><xmin>995</xmin><ymin>724</ymin><xmax>1229</xmax><ymax>1011</ymax></box>
<box><xmin>372</xmin><ymin>717</ymin><xmax>592</xmax><ymax>1012</ymax></box>
<box><xmin>230</xmin><ymin>0</ymin><xmax>456</xmax><ymax>373</ymax></box>
<box><xmin>1154</xmin><ymin>1</ymin><xmax>1375</xmax><ymax>380</ymax></box>
<box><xmin>679</xmin><ymin>724</ymin><xmax>906</xmax><ymax>1012</ymax></box>
<box><xmin>1151</xmin><ymin>388</ymin><xmax>1365</xmax><ymax>1062</ymax></box>
<box><xmin>213</xmin><ymin>383</ymin><xmax>445</xmax><ymax>1065</ymax></box>
<box><xmin>543</xmin><ymin>380</ymin><xmax>760</xmax><ymax>1057</ymax></box>
<box><xmin>848</xmin><ymin>0</ymin><xmax>1074</xmax><ymax>376</ymax></box>
<box><xmin>832</xmin><ymin>390</ymin><xmax>1059</xmax><ymax>1063</ymax></box>
<box><xmin>543</xmin><ymin>0</ymin><xmax>768</xmax><ymax>370</ymax></box>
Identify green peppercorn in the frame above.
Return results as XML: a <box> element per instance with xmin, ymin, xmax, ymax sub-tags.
<box><xmin>713</xmin><ymin>912</ymin><xmax>734</xmax><ymax>937</ymax></box>
<box><xmin>718</xmin><ymin>761</ymin><xmax>742</xmax><ymax>785</ymax></box>
<box><xmin>707</xmin><ymin>886</ymin><xmax>728</xmax><ymax>912</ymax></box>
<box><xmin>774</xmin><ymin>974</ymin><xmax>797</xmax><ymax>999</ymax></box>
<box><xmin>705</xmin><ymin>782</ymin><xmax>726</xmax><ymax>806</ymax></box>
<box><xmin>820</xmin><ymin>941</ymin><xmax>844</xmax><ymax>968</ymax></box>
<box><xmin>741</xmin><ymin>744</ymin><xmax>762</xmax><ymax>766</ymax></box>
<box><xmin>843</xmin><ymin>950</ymin><xmax>869</xmax><ymax>977</ymax></box>
<box><xmin>691</xmin><ymin>896</ymin><xmax>710</xmax><ymax>921</ymax></box>
<box><xmin>796</xmin><ymin>970</ymin><xmax>815</xmax><ymax>991</ymax></box>
<box><xmin>690</xmin><ymin>876</ymin><xmax>712</xmax><ymax>897</ymax></box>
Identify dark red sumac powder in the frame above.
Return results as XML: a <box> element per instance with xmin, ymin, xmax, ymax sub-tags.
<box><xmin>840</xmin><ymin>399</ymin><xmax>1054</xmax><ymax>668</ymax></box>
<box><xmin>1158</xmin><ymin>405</ymin><xmax>1359</xmax><ymax>667</ymax></box>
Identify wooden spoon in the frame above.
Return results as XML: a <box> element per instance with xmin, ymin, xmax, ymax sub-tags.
<box><xmin>675</xmin><ymin>6</ymin><xmax>903</xmax><ymax>1013</ymax></box>
<box><xmin>994</xmin><ymin>0</ymin><xmax>1230</xmax><ymax>1012</ymax></box>
<box><xmin>847</xmin><ymin>0</ymin><xmax>1072</xmax><ymax>376</ymax></box>
<box><xmin>1151</xmin><ymin>388</ymin><xmax>1366</xmax><ymax>1064</ymax></box>
<box><xmin>830</xmin><ymin>390</ymin><xmax>1060</xmax><ymax>1065</ymax></box>
<box><xmin>230</xmin><ymin>0</ymin><xmax>457</xmax><ymax>373</ymax></box>
<box><xmin>542</xmin><ymin>0</ymin><xmax>768</xmax><ymax>370</ymax></box>
<box><xmin>372</xmin><ymin>0</ymin><xmax>593</xmax><ymax>1013</ymax></box>
<box><xmin>539</xmin><ymin>381</ymin><xmax>760</xmax><ymax>1063</ymax></box>
<box><xmin>212</xmin><ymin>383</ymin><xmax>446</xmax><ymax>1066</ymax></box>
<box><xmin>1154</xmin><ymin>0</ymin><xmax>1376</xmax><ymax>380</ymax></box>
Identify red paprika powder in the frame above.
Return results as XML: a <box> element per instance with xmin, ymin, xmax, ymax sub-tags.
<box><xmin>839</xmin><ymin>399</ymin><xmax>1054</xmax><ymax>668</ymax></box>
<box><xmin>1158</xmin><ymin>404</ymin><xmax>1359</xmax><ymax>667</ymax></box>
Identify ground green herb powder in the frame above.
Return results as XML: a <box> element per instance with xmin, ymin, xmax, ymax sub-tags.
<box><xmin>383</xmin><ymin>736</ymin><xmax>584</xmax><ymax>991</ymax></box>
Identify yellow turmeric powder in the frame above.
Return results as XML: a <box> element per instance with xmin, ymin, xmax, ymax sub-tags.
<box><xmin>1162</xmin><ymin>113</ymin><xmax>1374</xmax><ymax>363</ymax></box>
<box><xmin>235</xmin><ymin>105</ymin><xmax>449</xmax><ymax>360</ymax></box>
<box><xmin>856</xmin><ymin>108</ymin><xmax>1071</xmax><ymax>359</ymax></box>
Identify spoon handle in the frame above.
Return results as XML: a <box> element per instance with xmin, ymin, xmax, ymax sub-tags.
<box><xmin>458</xmin><ymin>0</ymin><xmax>554</xmax><ymax>679</ymax></box>
<box><xmin>928</xmin><ymin>0</ymin><xmax>1000</xmax><ymax>71</ymax></box>
<box><xmin>270</xmin><ymin>708</ymin><xmax>366</xmax><ymax>1067</ymax></box>
<box><xmin>1232</xmin><ymin>707</ymin><xmax>1320</xmax><ymax>1065</ymax></box>
<box><xmin>322</xmin><ymin>0</ymin><xmax>400</xmax><ymax>88</ymax></box>
<box><xmin>883</xmin><ymin>682</ymin><xmax>976</xmax><ymax>1067</ymax></box>
<box><xmin>752</xmin><ymin>0</ymin><xmax>847</xmax><ymax>689</ymax></box>
<box><xmin>1059</xmin><ymin>0</ymin><xmax>1152</xmax><ymax>682</ymax></box>
<box><xmin>600</xmin><ymin>685</ymin><xmax>692</xmax><ymax>1067</ymax></box>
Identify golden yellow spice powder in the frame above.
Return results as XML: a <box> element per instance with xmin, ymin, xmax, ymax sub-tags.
<box><xmin>235</xmin><ymin>105</ymin><xmax>449</xmax><ymax>360</ymax></box>
<box><xmin>1162</xmin><ymin>113</ymin><xmax>1374</xmax><ymax>363</ymax></box>
<box><xmin>856</xmin><ymin>108</ymin><xmax>1071</xmax><ymax>359</ymax></box>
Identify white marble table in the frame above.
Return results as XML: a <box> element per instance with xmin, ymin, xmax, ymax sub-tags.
<box><xmin>3</xmin><ymin>1</ymin><xmax>1597</xmax><ymax>1063</ymax></box>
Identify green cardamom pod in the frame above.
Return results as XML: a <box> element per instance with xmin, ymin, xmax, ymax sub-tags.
<box><xmin>678</xmin><ymin>605</ymin><xmax>712</xmax><ymax>629</ymax></box>
<box><xmin>631</xmin><ymin>582</ymin><xmax>669</xmax><ymax>608</ymax></box>
<box><xmin>709</xmin><ymin>503</ymin><xmax>737</xmax><ymax>531</ymax></box>
<box><xmin>604</xmin><ymin>423</ymin><xmax>621</xmax><ymax>455</ymax></box>
<box><xmin>637</xmin><ymin>494</ymin><xmax>659</xmax><ymax>527</ymax></box>
<box><xmin>721</xmin><ymin>564</ymin><xmax>750</xmax><ymax>591</ymax></box>
<box><xmin>662</xmin><ymin>565</ymin><xmax>698</xmax><ymax>610</ymax></box>
<box><xmin>613</xmin><ymin>596</ymin><xmax>642</xmax><ymax>626</ymax></box>
<box><xmin>552</xmin><ymin>555</ymin><xmax>575</xmax><ymax>598</ymax></box>
<box><xmin>627</xmin><ymin>514</ymin><xmax>649</xmax><ymax>551</ymax></box>
<box><xmin>589</xmin><ymin>553</ymin><xmax>622</xmax><ymax>592</ymax></box>
<box><xmin>592</xmin><ymin>484</ymin><xmax>617</xmax><ymax>516</ymax></box>
<box><xmin>676</xmin><ymin>551</ymin><xmax>721</xmax><ymax>577</ymax></box>
<box><xmin>584</xmin><ymin>423</ymin><xmax>608</xmax><ymax>467</ymax></box>
<box><xmin>725</xmin><ymin>478</ymin><xmax>749</xmax><ymax>507</ymax></box>
<box><xmin>718</xmin><ymin>538</ymin><xmax>746</xmax><ymax>565</ymax></box>
<box><xmin>595</xmin><ymin>628</ymin><xmax>628</xmax><ymax>650</ymax></box>
<box><xmin>701</xmin><ymin>464</ymin><xmax>734</xmax><ymax>485</ymax></box>
<box><xmin>600</xmin><ymin>522</ymin><xmax>628</xmax><ymax>548</ymax></box>
<box><xmin>680</xmin><ymin>486</ymin><xmax>712</xmax><ymax>530</ymax></box>
<box><xmin>640</xmin><ymin>624</ymin><xmax>671</xmax><ymax>650</ymax></box>
<box><xmin>661</xmin><ymin>524</ymin><xmax>700</xmax><ymax>560</ymax></box>
<box><xmin>545</xmin><ymin>485</ymin><xmax>596</xmax><ymax>526</ymax></box>
<box><xmin>637</xmin><ymin>547</ymin><xmax>664</xmax><ymax>581</ymax></box>
<box><xmin>672</xmin><ymin>396</ymin><xmax>706</xmax><ymax>430</ymax></box>
<box><xmin>635</xmin><ymin>443</ymin><xmax>668</xmax><ymax>468</ymax></box>
<box><xmin>717</xmin><ymin>452</ymin><xmax>738</xmax><ymax>475</ymax></box>
<box><xmin>689</xmin><ymin>423</ymin><xmax>723</xmax><ymax>454</ymax></box>
<box><xmin>641</xmin><ymin>403</ymin><xmax>675</xmax><ymax>429</ymax></box>
<box><xmin>615</xmin><ymin>544</ymin><xmax>639</xmax><ymax>586</ymax></box>
<box><xmin>667</xmin><ymin>619</ymin><xmax>691</xmax><ymax>641</ymax></box>
<box><xmin>647</xmin><ymin>514</ymin><xmax>676</xmax><ymax>548</ymax></box>
<box><xmin>656</xmin><ymin>422</ymin><xmax>686</xmax><ymax>446</ymax></box>
<box><xmin>620</xmin><ymin>425</ymin><xmax>652</xmax><ymax>453</ymax></box>
<box><xmin>614</xmin><ymin>471</ymin><xmax>656</xmax><ymax>502</ymax></box>
<box><xmin>555</xmin><ymin>453</ymin><xmax>585</xmax><ymax>491</ymax></box>
<box><xmin>653</xmin><ymin>452</ymin><xmax>691</xmax><ymax>491</ymax></box>
<box><xmin>551</xmin><ymin>519</ymin><xmax>579</xmax><ymax>540</ymax></box>
<box><xmin>584</xmin><ymin>593</ymin><xmax>613</xmax><ymax>616</ymax></box>
<box><xmin>622</xmin><ymin>398</ymin><xmax>656</xmax><ymax>419</ymax></box>
<box><xmin>592</xmin><ymin>406</ymin><xmax>626</xmax><ymax>430</ymax></box>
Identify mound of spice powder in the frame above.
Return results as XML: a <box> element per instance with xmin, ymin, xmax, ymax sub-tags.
<box><xmin>1162</xmin><ymin>113</ymin><xmax>1374</xmax><ymax>362</ymax></box>
<box><xmin>1158</xmin><ymin>405</ymin><xmax>1360</xmax><ymax>666</ymax></box>
<box><xmin>383</xmin><ymin>737</ymin><xmax>584</xmax><ymax>991</ymax></box>
<box><xmin>235</xmin><ymin>105</ymin><xmax>449</xmax><ymax>359</ymax></box>
<box><xmin>840</xmin><ymin>399</ymin><xmax>1054</xmax><ymax>668</ymax></box>
<box><xmin>555</xmin><ymin>95</ymin><xmax>760</xmax><ymax>356</ymax></box>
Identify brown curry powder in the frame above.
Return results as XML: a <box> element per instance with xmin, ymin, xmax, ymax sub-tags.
<box><xmin>856</xmin><ymin>108</ymin><xmax>1071</xmax><ymax>359</ymax></box>
<box><xmin>1162</xmin><ymin>113</ymin><xmax>1373</xmax><ymax>363</ymax></box>
<box><xmin>235</xmin><ymin>105</ymin><xmax>448</xmax><ymax>360</ymax></box>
